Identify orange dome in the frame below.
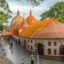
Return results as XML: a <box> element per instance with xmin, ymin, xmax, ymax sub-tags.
<box><xmin>13</xmin><ymin>19</ymin><xmax>28</xmax><ymax>36</ymax></box>
<box><xmin>15</xmin><ymin>21</ymin><xmax>22</xmax><ymax>30</ymax></box>
<box><xmin>10</xmin><ymin>10</ymin><xmax>24</xmax><ymax>26</ymax></box>
<box><xmin>22</xmin><ymin>19</ymin><xmax>28</xmax><ymax>29</ymax></box>
<box><xmin>15</xmin><ymin>19</ymin><xmax>28</xmax><ymax>32</ymax></box>
<box><xmin>26</xmin><ymin>10</ymin><xmax>37</xmax><ymax>25</ymax></box>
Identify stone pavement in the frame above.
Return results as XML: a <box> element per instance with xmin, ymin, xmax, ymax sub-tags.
<box><xmin>0</xmin><ymin>40</ymin><xmax>13</xmax><ymax>64</ymax></box>
<box><xmin>1</xmin><ymin>39</ymin><xmax>64</xmax><ymax>64</ymax></box>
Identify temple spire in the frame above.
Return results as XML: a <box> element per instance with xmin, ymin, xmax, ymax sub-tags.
<box><xmin>30</xmin><ymin>10</ymin><xmax>32</xmax><ymax>16</ymax></box>
<box><xmin>17</xmin><ymin>9</ymin><xmax>20</xmax><ymax>16</ymax></box>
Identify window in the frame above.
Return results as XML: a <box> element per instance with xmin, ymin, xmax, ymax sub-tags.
<box><xmin>28</xmin><ymin>40</ymin><xmax>29</xmax><ymax>42</ymax></box>
<box><xmin>48</xmin><ymin>42</ymin><xmax>51</xmax><ymax>46</ymax></box>
<box><xmin>31</xmin><ymin>40</ymin><xmax>32</xmax><ymax>43</ymax></box>
<box><xmin>60</xmin><ymin>47</ymin><xmax>64</xmax><ymax>55</ymax></box>
<box><xmin>24</xmin><ymin>40</ymin><xmax>26</xmax><ymax>43</ymax></box>
<box><xmin>31</xmin><ymin>46</ymin><xmax>33</xmax><ymax>50</ymax></box>
<box><xmin>48</xmin><ymin>49</ymin><xmax>51</xmax><ymax>54</ymax></box>
<box><xmin>54</xmin><ymin>49</ymin><xmax>56</xmax><ymax>55</ymax></box>
<box><xmin>54</xmin><ymin>42</ymin><xmax>56</xmax><ymax>46</ymax></box>
<box><xmin>27</xmin><ymin>44</ymin><xmax>29</xmax><ymax>49</ymax></box>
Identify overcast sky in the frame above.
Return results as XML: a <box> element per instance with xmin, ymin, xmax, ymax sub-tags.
<box><xmin>6</xmin><ymin>0</ymin><xmax>64</xmax><ymax>23</ymax></box>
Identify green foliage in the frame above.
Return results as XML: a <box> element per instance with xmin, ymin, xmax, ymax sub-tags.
<box><xmin>40</xmin><ymin>1</ymin><xmax>64</xmax><ymax>23</ymax></box>
<box><xmin>0</xmin><ymin>0</ymin><xmax>12</xmax><ymax>30</ymax></box>
<box><xmin>0</xmin><ymin>24</ymin><xmax>3</xmax><ymax>31</ymax></box>
<box><xmin>0</xmin><ymin>11</ymin><xmax>8</xmax><ymax>22</ymax></box>
<box><xmin>26</xmin><ymin>0</ymin><xmax>43</xmax><ymax>6</ymax></box>
<box><xmin>0</xmin><ymin>0</ymin><xmax>12</xmax><ymax>13</ymax></box>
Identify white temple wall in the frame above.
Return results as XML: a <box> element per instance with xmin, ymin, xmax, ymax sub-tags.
<box><xmin>35</xmin><ymin>39</ymin><xmax>64</xmax><ymax>56</ymax></box>
<box><xmin>18</xmin><ymin>37</ymin><xmax>64</xmax><ymax>56</ymax></box>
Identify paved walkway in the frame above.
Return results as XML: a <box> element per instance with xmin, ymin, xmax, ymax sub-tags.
<box><xmin>1</xmin><ymin>40</ymin><xmax>64</xmax><ymax>64</ymax></box>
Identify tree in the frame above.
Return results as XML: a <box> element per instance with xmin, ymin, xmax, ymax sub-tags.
<box><xmin>27</xmin><ymin>0</ymin><xmax>44</xmax><ymax>6</ymax></box>
<box><xmin>0</xmin><ymin>24</ymin><xmax>3</xmax><ymax>31</ymax></box>
<box><xmin>40</xmin><ymin>1</ymin><xmax>64</xmax><ymax>23</ymax></box>
<box><xmin>0</xmin><ymin>0</ymin><xmax>12</xmax><ymax>23</ymax></box>
<box><xmin>17</xmin><ymin>0</ymin><xmax>44</xmax><ymax>6</ymax></box>
<box><xmin>0</xmin><ymin>0</ymin><xmax>12</xmax><ymax>31</ymax></box>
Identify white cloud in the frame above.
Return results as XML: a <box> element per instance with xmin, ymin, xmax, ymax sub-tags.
<box><xmin>6</xmin><ymin>0</ymin><xmax>64</xmax><ymax>23</ymax></box>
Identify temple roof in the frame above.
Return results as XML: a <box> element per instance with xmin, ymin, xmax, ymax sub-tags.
<box><xmin>10</xmin><ymin>10</ymin><xmax>24</xmax><ymax>26</ymax></box>
<box><xmin>12</xmin><ymin>19</ymin><xmax>28</xmax><ymax>36</ymax></box>
<box><xmin>19</xmin><ymin>18</ymin><xmax>64</xmax><ymax>39</ymax></box>
<box><xmin>26</xmin><ymin>10</ymin><xmax>37</xmax><ymax>25</ymax></box>
<box><xmin>15</xmin><ymin>18</ymin><xmax>28</xmax><ymax>30</ymax></box>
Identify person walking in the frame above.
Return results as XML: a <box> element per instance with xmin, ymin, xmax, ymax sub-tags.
<box><xmin>15</xmin><ymin>40</ymin><xmax>17</xmax><ymax>45</ymax></box>
<box><xmin>1</xmin><ymin>37</ymin><xmax>3</xmax><ymax>40</ymax></box>
<box><xmin>36</xmin><ymin>53</ymin><xmax>39</xmax><ymax>64</ymax></box>
<box><xmin>8</xmin><ymin>40</ymin><xmax>11</xmax><ymax>46</ymax></box>
<box><xmin>30</xmin><ymin>53</ymin><xmax>34</xmax><ymax>64</ymax></box>
<box><xmin>10</xmin><ymin>41</ymin><xmax>13</xmax><ymax>48</ymax></box>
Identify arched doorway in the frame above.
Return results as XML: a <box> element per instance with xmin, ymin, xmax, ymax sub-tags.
<box><xmin>37</xmin><ymin>43</ymin><xmax>44</xmax><ymax>55</ymax></box>
<box><xmin>59</xmin><ymin>44</ymin><xmax>64</xmax><ymax>55</ymax></box>
<box><xmin>18</xmin><ymin>39</ymin><xmax>20</xmax><ymax>45</ymax></box>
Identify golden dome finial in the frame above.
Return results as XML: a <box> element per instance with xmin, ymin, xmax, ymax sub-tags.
<box><xmin>17</xmin><ymin>9</ymin><xmax>20</xmax><ymax>16</ymax></box>
<box><xmin>30</xmin><ymin>10</ymin><xmax>32</xmax><ymax>16</ymax></box>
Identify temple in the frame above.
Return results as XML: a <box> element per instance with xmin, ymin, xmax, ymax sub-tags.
<box><xmin>3</xmin><ymin>10</ymin><xmax>64</xmax><ymax>58</ymax></box>
<box><xmin>10</xmin><ymin>10</ymin><xmax>24</xmax><ymax>26</ymax></box>
<box><xmin>26</xmin><ymin>10</ymin><xmax>37</xmax><ymax>25</ymax></box>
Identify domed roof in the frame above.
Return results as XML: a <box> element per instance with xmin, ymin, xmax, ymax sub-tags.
<box><xmin>10</xmin><ymin>10</ymin><xmax>24</xmax><ymax>26</ymax></box>
<box><xmin>12</xmin><ymin>18</ymin><xmax>28</xmax><ymax>36</ymax></box>
<box><xmin>19</xmin><ymin>18</ymin><xmax>64</xmax><ymax>39</ymax></box>
<box><xmin>15</xmin><ymin>18</ymin><xmax>28</xmax><ymax>30</ymax></box>
<box><xmin>26</xmin><ymin>10</ymin><xmax>37</xmax><ymax>25</ymax></box>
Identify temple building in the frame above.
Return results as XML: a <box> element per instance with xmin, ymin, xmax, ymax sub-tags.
<box><xmin>4</xmin><ymin>10</ymin><xmax>64</xmax><ymax>58</ymax></box>
<box><xmin>3</xmin><ymin>26</ymin><xmax>13</xmax><ymax>38</ymax></box>
<box><xmin>3</xmin><ymin>10</ymin><xmax>24</xmax><ymax>38</ymax></box>
<box><xmin>10</xmin><ymin>10</ymin><xmax>24</xmax><ymax>26</ymax></box>
<box><xmin>13</xmin><ymin>18</ymin><xmax>64</xmax><ymax>58</ymax></box>
<box><xmin>12</xmin><ymin>10</ymin><xmax>37</xmax><ymax>36</ymax></box>
<box><xmin>3</xmin><ymin>10</ymin><xmax>37</xmax><ymax>38</ymax></box>
<box><xmin>13</xmin><ymin>19</ymin><xmax>28</xmax><ymax>36</ymax></box>
<box><xmin>26</xmin><ymin>10</ymin><xmax>37</xmax><ymax>25</ymax></box>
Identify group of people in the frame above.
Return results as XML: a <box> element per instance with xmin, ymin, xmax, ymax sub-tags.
<box><xmin>0</xmin><ymin>36</ymin><xmax>3</xmax><ymax>40</ymax></box>
<box><xmin>31</xmin><ymin>53</ymin><xmax>39</xmax><ymax>64</ymax></box>
<box><xmin>8</xmin><ymin>40</ymin><xmax>14</xmax><ymax>49</ymax></box>
<box><xmin>8</xmin><ymin>39</ymin><xmax>39</xmax><ymax>64</ymax></box>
